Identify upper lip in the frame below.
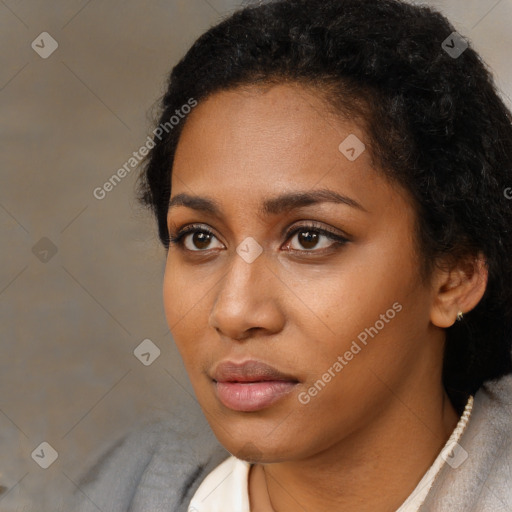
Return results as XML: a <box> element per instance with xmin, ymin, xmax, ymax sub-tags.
<box><xmin>211</xmin><ymin>360</ymin><xmax>299</xmax><ymax>383</ymax></box>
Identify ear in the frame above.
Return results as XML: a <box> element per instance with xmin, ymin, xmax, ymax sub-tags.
<box><xmin>430</xmin><ymin>252</ymin><xmax>488</xmax><ymax>328</ymax></box>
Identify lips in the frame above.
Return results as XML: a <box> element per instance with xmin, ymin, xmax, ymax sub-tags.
<box><xmin>211</xmin><ymin>360</ymin><xmax>299</xmax><ymax>412</ymax></box>
<box><xmin>212</xmin><ymin>359</ymin><xmax>299</xmax><ymax>383</ymax></box>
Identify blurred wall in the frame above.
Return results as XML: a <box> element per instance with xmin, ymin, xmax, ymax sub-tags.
<box><xmin>0</xmin><ymin>0</ymin><xmax>510</xmax><ymax>510</ymax></box>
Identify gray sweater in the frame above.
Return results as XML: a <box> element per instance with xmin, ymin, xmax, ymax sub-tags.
<box><xmin>72</xmin><ymin>375</ymin><xmax>512</xmax><ymax>512</ymax></box>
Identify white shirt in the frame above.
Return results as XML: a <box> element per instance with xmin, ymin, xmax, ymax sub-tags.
<box><xmin>188</xmin><ymin>396</ymin><xmax>474</xmax><ymax>512</ymax></box>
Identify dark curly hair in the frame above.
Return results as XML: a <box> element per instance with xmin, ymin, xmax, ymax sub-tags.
<box><xmin>137</xmin><ymin>0</ymin><xmax>512</xmax><ymax>412</ymax></box>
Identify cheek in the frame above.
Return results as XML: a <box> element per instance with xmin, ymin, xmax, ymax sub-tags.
<box><xmin>162</xmin><ymin>257</ymin><xmax>207</xmax><ymax>357</ymax></box>
<box><xmin>288</xmin><ymin>245</ymin><xmax>424</xmax><ymax>390</ymax></box>
<box><xmin>162</xmin><ymin>261</ymin><xmax>182</xmax><ymax>327</ymax></box>
<box><xmin>283</xmin><ymin>248</ymin><xmax>410</xmax><ymax>342</ymax></box>
<box><xmin>295</xmin><ymin>299</ymin><xmax>429</xmax><ymax>437</ymax></box>
<box><xmin>163</xmin><ymin>254</ymin><xmax>209</xmax><ymax>326</ymax></box>
<box><xmin>288</xmin><ymin>305</ymin><xmax>417</xmax><ymax>450</ymax></box>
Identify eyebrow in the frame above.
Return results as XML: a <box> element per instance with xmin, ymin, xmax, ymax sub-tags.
<box><xmin>168</xmin><ymin>189</ymin><xmax>367</xmax><ymax>217</ymax></box>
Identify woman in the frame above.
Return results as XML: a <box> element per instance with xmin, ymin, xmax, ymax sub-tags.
<box><xmin>75</xmin><ymin>0</ymin><xmax>512</xmax><ymax>510</ymax></box>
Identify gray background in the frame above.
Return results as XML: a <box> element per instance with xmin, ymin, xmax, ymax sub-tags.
<box><xmin>1</xmin><ymin>0</ymin><xmax>511</xmax><ymax>510</ymax></box>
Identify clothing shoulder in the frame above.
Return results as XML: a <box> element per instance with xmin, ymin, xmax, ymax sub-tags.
<box><xmin>69</xmin><ymin>411</ymin><xmax>230</xmax><ymax>512</ymax></box>
<box><xmin>421</xmin><ymin>374</ymin><xmax>512</xmax><ymax>512</ymax></box>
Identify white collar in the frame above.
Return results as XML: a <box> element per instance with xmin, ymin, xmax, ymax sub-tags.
<box><xmin>188</xmin><ymin>455</ymin><xmax>251</xmax><ymax>512</ymax></box>
<box><xmin>188</xmin><ymin>396</ymin><xmax>474</xmax><ymax>512</ymax></box>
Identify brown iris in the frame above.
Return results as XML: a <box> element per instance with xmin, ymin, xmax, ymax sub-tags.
<box><xmin>297</xmin><ymin>230</ymin><xmax>319</xmax><ymax>250</ymax></box>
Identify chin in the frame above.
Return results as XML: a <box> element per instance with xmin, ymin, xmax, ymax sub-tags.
<box><xmin>217</xmin><ymin>434</ymin><xmax>295</xmax><ymax>464</ymax></box>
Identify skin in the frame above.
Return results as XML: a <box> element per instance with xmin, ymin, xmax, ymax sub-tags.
<box><xmin>163</xmin><ymin>83</ymin><xmax>488</xmax><ymax>511</ymax></box>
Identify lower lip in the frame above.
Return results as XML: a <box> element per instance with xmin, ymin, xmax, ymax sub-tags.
<box><xmin>214</xmin><ymin>380</ymin><xmax>298</xmax><ymax>411</ymax></box>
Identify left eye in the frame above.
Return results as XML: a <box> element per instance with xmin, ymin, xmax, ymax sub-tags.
<box><xmin>285</xmin><ymin>226</ymin><xmax>347</xmax><ymax>251</ymax></box>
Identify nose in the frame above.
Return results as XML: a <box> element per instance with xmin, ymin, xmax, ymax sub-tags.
<box><xmin>208</xmin><ymin>250</ymin><xmax>284</xmax><ymax>341</ymax></box>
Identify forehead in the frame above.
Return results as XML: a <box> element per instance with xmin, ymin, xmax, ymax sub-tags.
<box><xmin>173</xmin><ymin>84</ymin><xmax>372</xmax><ymax>188</ymax></box>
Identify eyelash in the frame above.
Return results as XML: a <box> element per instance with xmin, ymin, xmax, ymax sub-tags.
<box><xmin>168</xmin><ymin>222</ymin><xmax>349</xmax><ymax>254</ymax></box>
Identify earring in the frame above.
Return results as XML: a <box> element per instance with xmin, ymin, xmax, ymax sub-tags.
<box><xmin>456</xmin><ymin>311</ymin><xmax>464</xmax><ymax>321</ymax></box>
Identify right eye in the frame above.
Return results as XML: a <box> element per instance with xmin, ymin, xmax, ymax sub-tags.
<box><xmin>169</xmin><ymin>224</ymin><xmax>225</xmax><ymax>252</ymax></box>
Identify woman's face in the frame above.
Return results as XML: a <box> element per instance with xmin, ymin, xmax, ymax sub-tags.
<box><xmin>164</xmin><ymin>83</ymin><xmax>444</xmax><ymax>463</ymax></box>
